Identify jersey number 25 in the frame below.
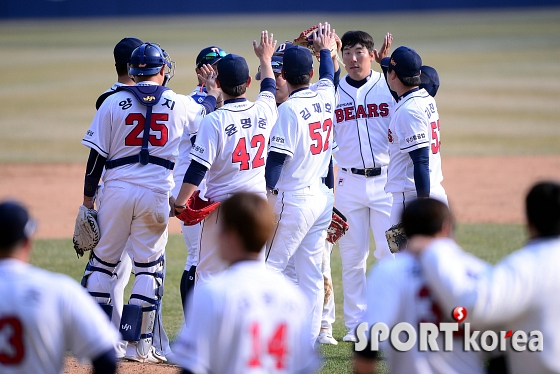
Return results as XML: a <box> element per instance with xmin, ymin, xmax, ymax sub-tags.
<box><xmin>125</xmin><ymin>113</ymin><xmax>169</xmax><ymax>147</ymax></box>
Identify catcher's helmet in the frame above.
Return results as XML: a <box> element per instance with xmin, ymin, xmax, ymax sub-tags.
<box><xmin>129</xmin><ymin>42</ymin><xmax>173</xmax><ymax>77</ymax></box>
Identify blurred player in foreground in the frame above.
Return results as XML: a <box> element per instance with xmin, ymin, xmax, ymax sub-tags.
<box><xmin>0</xmin><ymin>200</ymin><xmax>118</xmax><ymax>374</ymax></box>
<box><xmin>354</xmin><ymin>198</ymin><xmax>487</xmax><ymax>374</ymax></box>
<box><xmin>409</xmin><ymin>181</ymin><xmax>560</xmax><ymax>373</ymax></box>
<box><xmin>173</xmin><ymin>192</ymin><xmax>320</xmax><ymax>374</ymax></box>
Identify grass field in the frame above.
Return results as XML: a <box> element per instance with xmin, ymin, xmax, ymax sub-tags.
<box><xmin>1</xmin><ymin>8</ymin><xmax>560</xmax><ymax>163</ymax></box>
<box><xmin>30</xmin><ymin>223</ymin><xmax>527</xmax><ymax>373</ymax></box>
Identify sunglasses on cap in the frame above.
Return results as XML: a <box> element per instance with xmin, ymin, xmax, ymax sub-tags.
<box><xmin>198</xmin><ymin>50</ymin><xmax>227</xmax><ymax>66</ymax></box>
<box><xmin>271</xmin><ymin>59</ymin><xmax>283</xmax><ymax>73</ymax></box>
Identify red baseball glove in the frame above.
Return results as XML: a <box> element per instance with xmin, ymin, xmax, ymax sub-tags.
<box><xmin>326</xmin><ymin>206</ymin><xmax>349</xmax><ymax>244</ymax></box>
<box><xmin>176</xmin><ymin>190</ymin><xmax>220</xmax><ymax>226</ymax></box>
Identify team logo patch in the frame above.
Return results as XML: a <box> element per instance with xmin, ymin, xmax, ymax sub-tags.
<box><xmin>143</xmin><ymin>95</ymin><xmax>156</xmax><ymax>102</ymax></box>
<box><xmin>338</xmin><ymin>178</ymin><xmax>344</xmax><ymax>186</ymax></box>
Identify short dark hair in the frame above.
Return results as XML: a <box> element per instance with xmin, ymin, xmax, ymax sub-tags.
<box><xmin>220</xmin><ymin>193</ymin><xmax>274</xmax><ymax>253</ymax></box>
<box><xmin>402</xmin><ymin>198</ymin><xmax>452</xmax><ymax>237</ymax></box>
<box><xmin>219</xmin><ymin>82</ymin><xmax>247</xmax><ymax>97</ymax></box>
<box><xmin>526</xmin><ymin>181</ymin><xmax>560</xmax><ymax>237</ymax></box>
<box><xmin>283</xmin><ymin>72</ymin><xmax>310</xmax><ymax>86</ymax></box>
<box><xmin>388</xmin><ymin>65</ymin><xmax>422</xmax><ymax>87</ymax></box>
<box><xmin>341</xmin><ymin>30</ymin><xmax>374</xmax><ymax>52</ymax></box>
<box><xmin>115</xmin><ymin>63</ymin><xmax>128</xmax><ymax>77</ymax></box>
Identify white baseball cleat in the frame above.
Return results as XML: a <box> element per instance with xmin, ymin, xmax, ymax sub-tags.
<box><xmin>125</xmin><ymin>344</ymin><xmax>166</xmax><ymax>364</ymax></box>
<box><xmin>317</xmin><ymin>331</ymin><xmax>338</xmax><ymax>345</ymax></box>
<box><xmin>342</xmin><ymin>331</ymin><xmax>358</xmax><ymax>343</ymax></box>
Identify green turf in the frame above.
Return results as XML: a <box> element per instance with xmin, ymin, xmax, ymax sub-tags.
<box><xmin>1</xmin><ymin>8</ymin><xmax>560</xmax><ymax>163</ymax></box>
<box><xmin>30</xmin><ymin>223</ymin><xmax>525</xmax><ymax>372</ymax></box>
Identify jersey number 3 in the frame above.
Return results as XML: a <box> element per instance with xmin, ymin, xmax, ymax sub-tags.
<box><xmin>232</xmin><ymin>134</ymin><xmax>266</xmax><ymax>170</ymax></box>
<box><xmin>125</xmin><ymin>113</ymin><xmax>169</xmax><ymax>147</ymax></box>
<box><xmin>0</xmin><ymin>316</ymin><xmax>25</xmax><ymax>365</ymax></box>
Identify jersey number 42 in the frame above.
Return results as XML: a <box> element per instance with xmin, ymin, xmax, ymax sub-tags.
<box><xmin>232</xmin><ymin>134</ymin><xmax>266</xmax><ymax>170</ymax></box>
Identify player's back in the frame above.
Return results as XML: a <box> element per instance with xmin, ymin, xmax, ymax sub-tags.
<box><xmin>84</xmin><ymin>84</ymin><xmax>203</xmax><ymax>193</ymax></box>
<box><xmin>175</xmin><ymin>261</ymin><xmax>320</xmax><ymax>374</ymax></box>
<box><xmin>0</xmin><ymin>260</ymin><xmax>118</xmax><ymax>374</ymax></box>
<box><xmin>363</xmin><ymin>252</ymin><xmax>485</xmax><ymax>374</ymax></box>
<box><xmin>386</xmin><ymin>88</ymin><xmax>442</xmax><ymax>194</ymax></box>
<box><xmin>190</xmin><ymin>91</ymin><xmax>277</xmax><ymax>201</ymax></box>
<box><xmin>270</xmin><ymin>80</ymin><xmax>336</xmax><ymax>191</ymax></box>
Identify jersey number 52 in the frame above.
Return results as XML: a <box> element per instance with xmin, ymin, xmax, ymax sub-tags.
<box><xmin>309</xmin><ymin>119</ymin><xmax>333</xmax><ymax>155</ymax></box>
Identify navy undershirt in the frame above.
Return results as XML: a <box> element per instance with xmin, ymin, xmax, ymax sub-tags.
<box><xmin>409</xmin><ymin>147</ymin><xmax>430</xmax><ymax>197</ymax></box>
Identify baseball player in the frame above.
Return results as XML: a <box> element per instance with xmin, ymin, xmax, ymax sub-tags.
<box><xmin>80</xmin><ymin>42</ymin><xmax>219</xmax><ymax>363</ymax></box>
<box><xmin>174</xmin><ymin>45</ymin><xmax>227</xmax><ymax>311</ymax></box>
<box><xmin>333</xmin><ymin>30</ymin><xmax>395</xmax><ymax>343</ymax></box>
<box><xmin>173</xmin><ymin>31</ymin><xmax>278</xmax><ymax>285</ymax></box>
<box><xmin>384</xmin><ymin>45</ymin><xmax>448</xmax><ymax>227</ymax></box>
<box><xmin>173</xmin><ymin>192</ymin><xmax>321</xmax><ymax>374</ymax></box>
<box><xmin>409</xmin><ymin>182</ymin><xmax>560</xmax><ymax>373</ymax></box>
<box><xmin>92</xmin><ymin>36</ymin><xmax>172</xmax><ymax>363</ymax></box>
<box><xmin>255</xmin><ymin>37</ymin><xmax>343</xmax><ymax>345</ymax></box>
<box><xmin>265</xmin><ymin>22</ymin><xmax>336</xmax><ymax>346</ymax></box>
<box><xmin>354</xmin><ymin>198</ymin><xmax>487</xmax><ymax>374</ymax></box>
<box><xmin>0</xmin><ymin>200</ymin><xmax>119</xmax><ymax>374</ymax></box>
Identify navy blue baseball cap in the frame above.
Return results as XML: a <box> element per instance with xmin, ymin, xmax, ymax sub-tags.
<box><xmin>388</xmin><ymin>46</ymin><xmax>422</xmax><ymax>78</ymax></box>
<box><xmin>282</xmin><ymin>46</ymin><xmax>313</xmax><ymax>76</ymax></box>
<box><xmin>255</xmin><ymin>56</ymin><xmax>284</xmax><ymax>80</ymax></box>
<box><xmin>217</xmin><ymin>54</ymin><xmax>250</xmax><ymax>86</ymax></box>
<box><xmin>274</xmin><ymin>41</ymin><xmax>294</xmax><ymax>57</ymax></box>
<box><xmin>114</xmin><ymin>37</ymin><xmax>143</xmax><ymax>65</ymax></box>
<box><xmin>420</xmin><ymin>65</ymin><xmax>440</xmax><ymax>97</ymax></box>
<box><xmin>196</xmin><ymin>46</ymin><xmax>227</xmax><ymax>69</ymax></box>
<box><xmin>0</xmin><ymin>200</ymin><xmax>36</xmax><ymax>250</ymax></box>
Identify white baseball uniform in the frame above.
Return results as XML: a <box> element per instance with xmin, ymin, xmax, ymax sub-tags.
<box><xmin>334</xmin><ymin>71</ymin><xmax>395</xmax><ymax>335</ymax></box>
<box><xmin>173</xmin><ymin>261</ymin><xmax>320</xmax><ymax>374</ymax></box>
<box><xmin>0</xmin><ymin>259</ymin><xmax>118</xmax><ymax>374</ymax></box>
<box><xmin>420</xmin><ymin>237</ymin><xmax>560</xmax><ymax>373</ymax></box>
<box><xmin>266</xmin><ymin>77</ymin><xmax>336</xmax><ymax>345</ymax></box>
<box><xmin>171</xmin><ymin>85</ymin><xmax>210</xmax><ymax>273</ymax></box>
<box><xmin>96</xmin><ymin>82</ymin><xmax>171</xmax><ymax>359</ymax></box>
<box><xmin>362</xmin><ymin>250</ymin><xmax>487</xmax><ymax>373</ymax></box>
<box><xmin>189</xmin><ymin>90</ymin><xmax>278</xmax><ymax>284</ymax></box>
<box><xmin>386</xmin><ymin>88</ymin><xmax>447</xmax><ymax>225</ymax></box>
<box><xmin>82</xmin><ymin>81</ymin><xmax>205</xmax><ymax>358</ymax></box>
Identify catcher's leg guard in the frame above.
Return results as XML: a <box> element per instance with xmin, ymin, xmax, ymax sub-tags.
<box><xmin>81</xmin><ymin>251</ymin><xmax>119</xmax><ymax>319</ymax></box>
<box><xmin>124</xmin><ymin>255</ymin><xmax>164</xmax><ymax>362</ymax></box>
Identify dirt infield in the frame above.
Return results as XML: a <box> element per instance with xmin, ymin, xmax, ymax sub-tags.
<box><xmin>1</xmin><ymin>156</ymin><xmax>559</xmax><ymax>240</ymax></box>
<box><xmin>1</xmin><ymin>156</ymin><xmax>559</xmax><ymax>373</ymax></box>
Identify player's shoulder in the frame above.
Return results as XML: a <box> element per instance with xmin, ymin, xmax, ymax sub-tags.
<box><xmin>369</xmin><ymin>252</ymin><xmax>420</xmax><ymax>285</ymax></box>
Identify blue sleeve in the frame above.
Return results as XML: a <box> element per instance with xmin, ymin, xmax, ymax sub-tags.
<box><xmin>265</xmin><ymin>151</ymin><xmax>287</xmax><ymax>190</ymax></box>
<box><xmin>333</xmin><ymin>67</ymin><xmax>341</xmax><ymax>90</ymax></box>
<box><xmin>84</xmin><ymin>149</ymin><xmax>106</xmax><ymax>197</ymax></box>
<box><xmin>319</xmin><ymin>50</ymin><xmax>334</xmax><ymax>82</ymax></box>
<box><xmin>324</xmin><ymin>157</ymin><xmax>334</xmax><ymax>189</ymax></box>
<box><xmin>199</xmin><ymin>95</ymin><xmax>217</xmax><ymax>114</ymax></box>
<box><xmin>409</xmin><ymin>147</ymin><xmax>430</xmax><ymax>198</ymax></box>
<box><xmin>260</xmin><ymin>77</ymin><xmax>276</xmax><ymax>96</ymax></box>
<box><xmin>182</xmin><ymin>160</ymin><xmax>208</xmax><ymax>186</ymax></box>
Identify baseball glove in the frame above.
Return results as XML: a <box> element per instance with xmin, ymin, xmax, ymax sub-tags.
<box><xmin>293</xmin><ymin>25</ymin><xmax>338</xmax><ymax>60</ymax></box>
<box><xmin>176</xmin><ymin>190</ymin><xmax>220</xmax><ymax>226</ymax></box>
<box><xmin>385</xmin><ymin>222</ymin><xmax>407</xmax><ymax>253</ymax></box>
<box><xmin>73</xmin><ymin>205</ymin><xmax>100</xmax><ymax>258</ymax></box>
<box><xmin>326</xmin><ymin>206</ymin><xmax>349</xmax><ymax>244</ymax></box>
